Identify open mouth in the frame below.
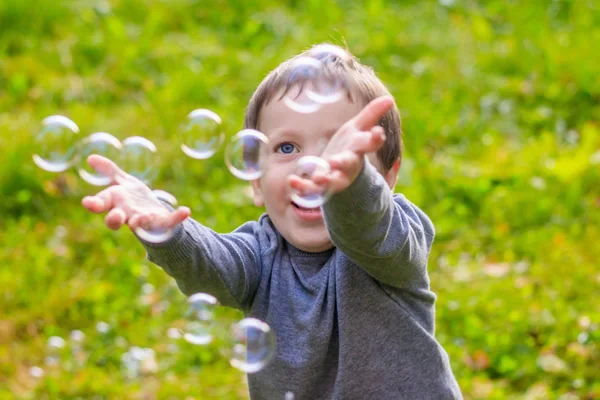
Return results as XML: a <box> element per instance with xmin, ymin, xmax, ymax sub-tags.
<box><xmin>291</xmin><ymin>202</ymin><xmax>321</xmax><ymax>213</ymax></box>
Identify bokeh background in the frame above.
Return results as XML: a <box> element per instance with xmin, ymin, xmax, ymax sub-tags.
<box><xmin>1</xmin><ymin>0</ymin><xmax>599</xmax><ymax>398</ymax></box>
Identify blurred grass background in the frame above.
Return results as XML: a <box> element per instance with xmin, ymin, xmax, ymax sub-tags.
<box><xmin>1</xmin><ymin>0</ymin><xmax>599</xmax><ymax>398</ymax></box>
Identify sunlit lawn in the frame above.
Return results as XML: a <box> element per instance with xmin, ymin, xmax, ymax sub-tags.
<box><xmin>1</xmin><ymin>0</ymin><xmax>599</xmax><ymax>398</ymax></box>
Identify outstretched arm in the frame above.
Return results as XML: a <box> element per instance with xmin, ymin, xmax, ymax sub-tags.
<box><xmin>322</xmin><ymin>160</ymin><xmax>434</xmax><ymax>289</ymax></box>
<box><xmin>141</xmin><ymin>219</ymin><xmax>262</xmax><ymax>310</ymax></box>
<box><xmin>81</xmin><ymin>155</ymin><xmax>262</xmax><ymax>310</ymax></box>
<box><xmin>289</xmin><ymin>96</ymin><xmax>434</xmax><ymax>288</ymax></box>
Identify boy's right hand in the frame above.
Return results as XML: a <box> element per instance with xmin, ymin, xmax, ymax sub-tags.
<box><xmin>81</xmin><ymin>155</ymin><xmax>191</xmax><ymax>232</ymax></box>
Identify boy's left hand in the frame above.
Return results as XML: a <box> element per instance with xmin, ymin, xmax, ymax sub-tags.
<box><xmin>289</xmin><ymin>95</ymin><xmax>395</xmax><ymax>195</ymax></box>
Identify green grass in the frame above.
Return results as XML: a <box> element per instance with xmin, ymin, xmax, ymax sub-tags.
<box><xmin>1</xmin><ymin>0</ymin><xmax>599</xmax><ymax>398</ymax></box>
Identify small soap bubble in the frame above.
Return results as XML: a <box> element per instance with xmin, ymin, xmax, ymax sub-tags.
<box><xmin>33</xmin><ymin>115</ymin><xmax>80</xmax><ymax>172</ymax></box>
<box><xmin>167</xmin><ymin>327</ymin><xmax>182</xmax><ymax>354</ymax></box>
<box><xmin>139</xmin><ymin>282</ymin><xmax>156</xmax><ymax>306</ymax></box>
<box><xmin>167</xmin><ymin>327</ymin><xmax>182</xmax><ymax>340</ymax></box>
<box><xmin>304</xmin><ymin>71</ymin><xmax>345</xmax><ymax>106</ymax></box>
<box><xmin>70</xmin><ymin>330</ymin><xmax>85</xmax><ymax>343</ymax></box>
<box><xmin>133</xmin><ymin>190</ymin><xmax>179</xmax><ymax>244</ymax></box>
<box><xmin>439</xmin><ymin>0</ymin><xmax>455</xmax><ymax>7</ymax></box>
<box><xmin>283</xmin><ymin>57</ymin><xmax>324</xmax><ymax>114</ymax></box>
<box><xmin>29</xmin><ymin>366</ymin><xmax>45</xmax><ymax>379</ymax></box>
<box><xmin>289</xmin><ymin>156</ymin><xmax>332</xmax><ymax>208</ymax></box>
<box><xmin>141</xmin><ymin>283</ymin><xmax>155</xmax><ymax>295</ymax></box>
<box><xmin>120</xmin><ymin>136</ymin><xmax>158</xmax><ymax>184</ymax></box>
<box><xmin>180</xmin><ymin>109</ymin><xmax>225</xmax><ymax>159</ymax></box>
<box><xmin>45</xmin><ymin>336</ymin><xmax>66</xmax><ymax>367</ymax></box>
<box><xmin>228</xmin><ymin>317</ymin><xmax>277</xmax><ymax>374</ymax></box>
<box><xmin>69</xmin><ymin>330</ymin><xmax>86</xmax><ymax>369</ymax></box>
<box><xmin>121</xmin><ymin>349</ymin><xmax>141</xmax><ymax>381</ymax></box>
<box><xmin>307</xmin><ymin>43</ymin><xmax>350</xmax><ymax>63</ymax></box>
<box><xmin>96</xmin><ymin>321</ymin><xmax>111</xmax><ymax>334</ymax></box>
<box><xmin>572</xmin><ymin>378</ymin><xmax>584</xmax><ymax>389</ymax></box>
<box><xmin>225</xmin><ymin>129</ymin><xmax>269</xmax><ymax>180</ymax></box>
<box><xmin>285</xmin><ymin>392</ymin><xmax>295</xmax><ymax>400</ymax></box>
<box><xmin>77</xmin><ymin>132</ymin><xmax>122</xmax><ymax>186</ymax></box>
<box><xmin>183</xmin><ymin>293</ymin><xmax>218</xmax><ymax>345</ymax></box>
<box><xmin>285</xmin><ymin>55</ymin><xmax>346</xmax><ymax>110</ymax></box>
<box><xmin>128</xmin><ymin>347</ymin><xmax>159</xmax><ymax>375</ymax></box>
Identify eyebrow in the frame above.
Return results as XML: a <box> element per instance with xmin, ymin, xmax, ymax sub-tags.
<box><xmin>269</xmin><ymin>128</ymin><xmax>338</xmax><ymax>139</ymax></box>
<box><xmin>267</xmin><ymin>129</ymin><xmax>303</xmax><ymax>140</ymax></box>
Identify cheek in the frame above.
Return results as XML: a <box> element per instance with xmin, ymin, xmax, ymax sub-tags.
<box><xmin>261</xmin><ymin>171</ymin><xmax>288</xmax><ymax>208</ymax></box>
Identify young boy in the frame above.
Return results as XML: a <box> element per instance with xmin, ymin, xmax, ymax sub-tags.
<box><xmin>82</xmin><ymin>44</ymin><xmax>462</xmax><ymax>399</ymax></box>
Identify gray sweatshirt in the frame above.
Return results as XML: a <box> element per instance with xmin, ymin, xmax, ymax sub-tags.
<box><xmin>142</xmin><ymin>161</ymin><xmax>462</xmax><ymax>400</ymax></box>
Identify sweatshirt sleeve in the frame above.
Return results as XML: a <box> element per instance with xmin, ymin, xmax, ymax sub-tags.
<box><xmin>138</xmin><ymin>218</ymin><xmax>262</xmax><ymax>310</ymax></box>
<box><xmin>322</xmin><ymin>160</ymin><xmax>435</xmax><ymax>289</ymax></box>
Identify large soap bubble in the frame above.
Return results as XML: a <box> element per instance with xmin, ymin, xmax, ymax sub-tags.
<box><xmin>76</xmin><ymin>132</ymin><xmax>122</xmax><ymax>186</ymax></box>
<box><xmin>228</xmin><ymin>318</ymin><xmax>277</xmax><ymax>374</ymax></box>
<box><xmin>180</xmin><ymin>109</ymin><xmax>225</xmax><ymax>160</ymax></box>
<box><xmin>133</xmin><ymin>189</ymin><xmax>180</xmax><ymax>244</ymax></box>
<box><xmin>289</xmin><ymin>156</ymin><xmax>332</xmax><ymax>209</ymax></box>
<box><xmin>182</xmin><ymin>293</ymin><xmax>218</xmax><ymax>345</ymax></box>
<box><xmin>33</xmin><ymin>115</ymin><xmax>80</xmax><ymax>172</ymax></box>
<box><xmin>225</xmin><ymin>129</ymin><xmax>269</xmax><ymax>180</ymax></box>
<box><xmin>120</xmin><ymin>136</ymin><xmax>158</xmax><ymax>184</ymax></box>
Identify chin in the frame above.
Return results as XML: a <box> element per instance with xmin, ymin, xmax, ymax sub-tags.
<box><xmin>293</xmin><ymin>237</ymin><xmax>334</xmax><ymax>253</ymax></box>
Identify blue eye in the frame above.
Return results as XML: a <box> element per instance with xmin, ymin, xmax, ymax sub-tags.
<box><xmin>277</xmin><ymin>143</ymin><xmax>297</xmax><ymax>154</ymax></box>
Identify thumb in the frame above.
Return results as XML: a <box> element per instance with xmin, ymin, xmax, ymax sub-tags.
<box><xmin>87</xmin><ymin>154</ymin><xmax>125</xmax><ymax>182</ymax></box>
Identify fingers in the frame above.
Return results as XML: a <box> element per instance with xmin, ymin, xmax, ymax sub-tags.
<box><xmin>328</xmin><ymin>150</ymin><xmax>360</xmax><ymax>172</ymax></box>
<box><xmin>105</xmin><ymin>208</ymin><xmax>127</xmax><ymax>230</ymax></box>
<box><xmin>348</xmin><ymin>127</ymin><xmax>386</xmax><ymax>155</ymax></box>
<box><xmin>128</xmin><ymin>206</ymin><xmax>190</xmax><ymax>231</ymax></box>
<box><xmin>128</xmin><ymin>213</ymin><xmax>148</xmax><ymax>231</ymax></box>
<box><xmin>168</xmin><ymin>206</ymin><xmax>191</xmax><ymax>227</ymax></box>
<box><xmin>288</xmin><ymin>175</ymin><xmax>328</xmax><ymax>197</ymax></box>
<box><xmin>82</xmin><ymin>195</ymin><xmax>105</xmax><ymax>213</ymax></box>
<box><xmin>82</xmin><ymin>188</ymin><xmax>118</xmax><ymax>213</ymax></box>
<box><xmin>327</xmin><ymin>169</ymin><xmax>352</xmax><ymax>193</ymax></box>
<box><xmin>350</xmin><ymin>95</ymin><xmax>395</xmax><ymax>131</ymax></box>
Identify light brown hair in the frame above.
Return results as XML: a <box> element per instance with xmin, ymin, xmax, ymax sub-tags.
<box><xmin>243</xmin><ymin>43</ymin><xmax>402</xmax><ymax>171</ymax></box>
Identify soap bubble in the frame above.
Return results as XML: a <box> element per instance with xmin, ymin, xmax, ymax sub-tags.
<box><xmin>289</xmin><ymin>156</ymin><xmax>332</xmax><ymax>208</ymax></box>
<box><xmin>283</xmin><ymin>56</ymin><xmax>346</xmax><ymax>112</ymax></box>
<box><xmin>69</xmin><ymin>330</ymin><xmax>86</xmax><ymax>369</ymax></box>
<box><xmin>305</xmin><ymin>74</ymin><xmax>345</xmax><ymax>105</ymax></box>
<box><xmin>70</xmin><ymin>330</ymin><xmax>85</xmax><ymax>343</ymax></box>
<box><xmin>283</xmin><ymin>57</ymin><xmax>324</xmax><ymax>114</ymax></box>
<box><xmin>77</xmin><ymin>132</ymin><xmax>122</xmax><ymax>186</ymax></box>
<box><xmin>33</xmin><ymin>115</ymin><xmax>80</xmax><ymax>172</ymax></box>
<box><xmin>166</xmin><ymin>327</ymin><xmax>182</xmax><ymax>354</ymax></box>
<box><xmin>225</xmin><ymin>129</ymin><xmax>269</xmax><ymax>180</ymax></box>
<box><xmin>96</xmin><ymin>321</ymin><xmax>111</xmax><ymax>334</ymax></box>
<box><xmin>120</xmin><ymin>136</ymin><xmax>158</xmax><ymax>184</ymax></box>
<box><xmin>29</xmin><ymin>366</ymin><xmax>45</xmax><ymax>379</ymax></box>
<box><xmin>121</xmin><ymin>347</ymin><xmax>156</xmax><ymax>380</ymax></box>
<box><xmin>139</xmin><ymin>282</ymin><xmax>155</xmax><ymax>306</ymax></box>
<box><xmin>180</xmin><ymin>109</ymin><xmax>225</xmax><ymax>159</ymax></box>
<box><xmin>228</xmin><ymin>318</ymin><xmax>277</xmax><ymax>374</ymax></box>
<box><xmin>183</xmin><ymin>293</ymin><xmax>218</xmax><ymax>345</ymax></box>
<box><xmin>133</xmin><ymin>190</ymin><xmax>179</xmax><ymax>244</ymax></box>
<box><xmin>306</xmin><ymin>43</ymin><xmax>350</xmax><ymax>63</ymax></box>
<box><xmin>45</xmin><ymin>336</ymin><xmax>66</xmax><ymax>367</ymax></box>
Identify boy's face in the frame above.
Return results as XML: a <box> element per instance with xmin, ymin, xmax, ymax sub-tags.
<box><xmin>251</xmin><ymin>88</ymin><xmax>395</xmax><ymax>253</ymax></box>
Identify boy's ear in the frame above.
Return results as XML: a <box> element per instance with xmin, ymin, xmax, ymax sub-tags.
<box><xmin>384</xmin><ymin>159</ymin><xmax>401</xmax><ymax>189</ymax></box>
<box><xmin>250</xmin><ymin>179</ymin><xmax>264</xmax><ymax>207</ymax></box>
